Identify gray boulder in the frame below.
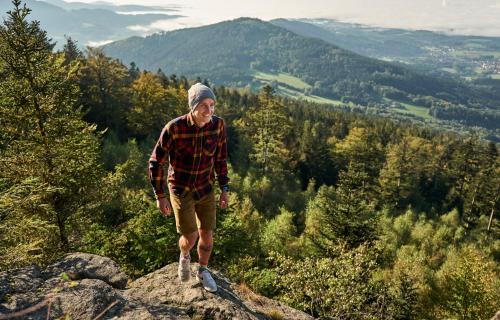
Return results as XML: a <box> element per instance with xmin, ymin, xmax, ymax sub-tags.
<box><xmin>0</xmin><ymin>253</ymin><xmax>314</xmax><ymax>320</ymax></box>
<box><xmin>125</xmin><ymin>263</ymin><xmax>313</xmax><ymax>320</ymax></box>
<box><xmin>42</xmin><ymin>252</ymin><xmax>128</xmax><ymax>289</ymax></box>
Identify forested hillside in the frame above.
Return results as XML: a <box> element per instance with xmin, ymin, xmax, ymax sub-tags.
<box><xmin>1</xmin><ymin>2</ymin><xmax>499</xmax><ymax>319</ymax></box>
<box><xmin>102</xmin><ymin>18</ymin><xmax>500</xmax><ymax>139</ymax></box>
<box><xmin>271</xmin><ymin>18</ymin><xmax>500</xmax><ymax>80</ymax></box>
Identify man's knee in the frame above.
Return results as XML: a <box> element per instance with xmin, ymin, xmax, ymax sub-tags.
<box><xmin>181</xmin><ymin>231</ymin><xmax>199</xmax><ymax>245</ymax></box>
<box><xmin>198</xmin><ymin>229</ymin><xmax>213</xmax><ymax>249</ymax></box>
<box><xmin>198</xmin><ymin>242</ymin><xmax>213</xmax><ymax>253</ymax></box>
<box><xmin>198</xmin><ymin>229</ymin><xmax>213</xmax><ymax>241</ymax></box>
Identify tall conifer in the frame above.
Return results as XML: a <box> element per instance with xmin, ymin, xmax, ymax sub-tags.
<box><xmin>0</xmin><ymin>0</ymin><xmax>103</xmax><ymax>269</ymax></box>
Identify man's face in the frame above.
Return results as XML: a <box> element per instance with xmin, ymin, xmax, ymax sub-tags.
<box><xmin>193</xmin><ymin>98</ymin><xmax>215</xmax><ymax>126</ymax></box>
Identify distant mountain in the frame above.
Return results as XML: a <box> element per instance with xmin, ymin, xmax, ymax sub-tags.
<box><xmin>271</xmin><ymin>19</ymin><xmax>500</xmax><ymax>80</ymax></box>
<box><xmin>100</xmin><ymin>18</ymin><xmax>452</xmax><ymax>96</ymax></box>
<box><xmin>101</xmin><ymin>18</ymin><xmax>499</xmax><ymax>134</ymax></box>
<box><xmin>0</xmin><ymin>0</ymin><xmax>180</xmax><ymax>47</ymax></box>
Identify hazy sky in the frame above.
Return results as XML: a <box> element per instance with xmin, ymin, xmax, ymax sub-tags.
<box><xmin>63</xmin><ymin>0</ymin><xmax>500</xmax><ymax>36</ymax></box>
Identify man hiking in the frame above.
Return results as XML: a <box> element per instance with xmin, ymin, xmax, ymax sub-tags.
<box><xmin>148</xmin><ymin>83</ymin><xmax>230</xmax><ymax>293</ymax></box>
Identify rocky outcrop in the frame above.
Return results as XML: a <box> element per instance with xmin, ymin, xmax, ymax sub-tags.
<box><xmin>0</xmin><ymin>253</ymin><xmax>314</xmax><ymax>320</ymax></box>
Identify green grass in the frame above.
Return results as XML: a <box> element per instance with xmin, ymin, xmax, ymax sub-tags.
<box><xmin>277</xmin><ymin>85</ymin><xmax>344</xmax><ymax>105</ymax></box>
<box><xmin>305</xmin><ymin>94</ymin><xmax>344</xmax><ymax>105</ymax></box>
<box><xmin>250</xmin><ymin>70</ymin><xmax>311</xmax><ymax>90</ymax></box>
<box><xmin>383</xmin><ymin>98</ymin><xmax>432</xmax><ymax>120</ymax></box>
<box><xmin>398</xmin><ymin>104</ymin><xmax>432</xmax><ymax>120</ymax></box>
<box><xmin>250</xmin><ymin>69</ymin><xmax>344</xmax><ymax>105</ymax></box>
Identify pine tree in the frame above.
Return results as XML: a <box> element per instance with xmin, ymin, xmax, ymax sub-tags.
<box><xmin>156</xmin><ymin>68</ymin><xmax>169</xmax><ymax>87</ymax></box>
<box><xmin>128</xmin><ymin>61</ymin><xmax>140</xmax><ymax>80</ymax></box>
<box><xmin>419</xmin><ymin>136</ymin><xmax>450</xmax><ymax>213</ymax></box>
<box><xmin>0</xmin><ymin>0</ymin><xmax>103</xmax><ymax>269</ymax></box>
<box><xmin>378</xmin><ymin>136</ymin><xmax>432</xmax><ymax>211</ymax></box>
<box><xmin>244</xmin><ymin>85</ymin><xmax>291</xmax><ymax>176</ymax></box>
<box><xmin>463</xmin><ymin>142</ymin><xmax>499</xmax><ymax>228</ymax></box>
<box><xmin>297</xmin><ymin>120</ymin><xmax>336</xmax><ymax>188</ymax></box>
<box><xmin>332</xmin><ymin>126</ymin><xmax>384</xmax><ymax>182</ymax></box>
<box><xmin>61</xmin><ymin>36</ymin><xmax>82</xmax><ymax>65</ymax></box>
<box><xmin>261</xmin><ymin>207</ymin><xmax>298</xmax><ymax>255</ymax></box>
<box><xmin>304</xmin><ymin>162</ymin><xmax>377</xmax><ymax>253</ymax></box>
<box><xmin>445</xmin><ymin>136</ymin><xmax>482</xmax><ymax>214</ymax></box>
<box><xmin>78</xmin><ymin>47</ymin><xmax>131</xmax><ymax>139</ymax></box>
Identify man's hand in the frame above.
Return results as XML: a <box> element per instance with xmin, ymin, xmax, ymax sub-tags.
<box><xmin>219</xmin><ymin>191</ymin><xmax>229</xmax><ymax>209</ymax></box>
<box><xmin>157</xmin><ymin>197</ymin><xmax>172</xmax><ymax>216</ymax></box>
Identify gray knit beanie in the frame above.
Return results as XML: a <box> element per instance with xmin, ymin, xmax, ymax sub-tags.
<box><xmin>188</xmin><ymin>83</ymin><xmax>216</xmax><ymax>111</ymax></box>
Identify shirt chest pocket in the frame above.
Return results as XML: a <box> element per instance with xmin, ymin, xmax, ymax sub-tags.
<box><xmin>203</xmin><ymin>136</ymin><xmax>217</xmax><ymax>156</ymax></box>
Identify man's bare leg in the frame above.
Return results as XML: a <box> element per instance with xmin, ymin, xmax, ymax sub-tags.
<box><xmin>196</xmin><ymin>229</ymin><xmax>217</xmax><ymax>292</ymax></box>
<box><xmin>178</xmin><ymin>231</ymin><xmax>198</xmax><ymax>282</ymax></box>
<box><xmin>179</xmin><ymin>231</ymin><xmax>198</xmax><ymax>256</ymax></box>
<box><xmin>197</xmin><ymin>229</ymin><xmax>213</xmax><ymax>266</ymax></box>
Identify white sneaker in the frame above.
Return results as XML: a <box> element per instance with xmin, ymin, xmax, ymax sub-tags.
<box><xmin>196</xmin><ymin>268</ymin><xmax>217</xmax><ymax>293</ymax></box>
<box><xmin>178</xmin><ymin>253</ymin><xmax>191</xmax><ymax>282</ymax></box>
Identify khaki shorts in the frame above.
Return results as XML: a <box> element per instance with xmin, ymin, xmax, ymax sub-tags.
<box><xmin>169</xmin><ymin>190</ymin><xmax>216</xmax><ymax>234</ymax></box>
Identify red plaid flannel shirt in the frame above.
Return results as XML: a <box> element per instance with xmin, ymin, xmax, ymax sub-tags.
<box><xmin>149</xmin><ymin>112</ymin><xmax>229</xmax><ymax>200</ymax></box>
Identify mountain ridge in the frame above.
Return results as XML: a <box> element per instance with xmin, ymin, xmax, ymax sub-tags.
<box><xmin>271</xmin><ymin>18</ymin><xmax>500</xmax><ymax>80</ymax></box>
<box><xmin>101</xmin><ymin>18</ymin><xmax>499</xmax><ymax>114</ymax></box>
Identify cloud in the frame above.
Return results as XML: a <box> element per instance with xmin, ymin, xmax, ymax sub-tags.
<box><xmin>116</xmin><ymin>10</ymin><xmax>173</xmax><ymax>15</ymax></box>
<box><xmin>86</xmin><ymin>39</ymin><xmax>115</xmax><ymax>47</ymax></box>
<box><xmin>79</xmin><ymin>0</ymin><xmax>500</xmax><ymax>38</ymax></box>
<box><xmin>127</xmin><ymin>17</ymin><xmax>205</xmax><ymax>34</ymax></box>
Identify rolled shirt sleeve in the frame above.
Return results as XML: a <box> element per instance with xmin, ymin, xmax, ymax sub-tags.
<box><xmin>148</xmin><ymin>124</ymin><xmax>173</xmax><ymax>199</ymax></box>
